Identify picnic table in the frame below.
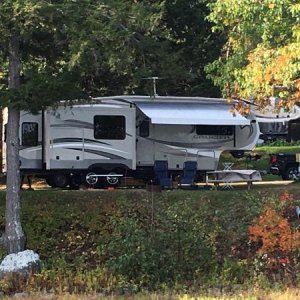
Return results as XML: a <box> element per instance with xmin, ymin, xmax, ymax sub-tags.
<box><xmin>205</xmin><ymin>169</ymin><xmax>262</xmax><ymax>190</ymax></box>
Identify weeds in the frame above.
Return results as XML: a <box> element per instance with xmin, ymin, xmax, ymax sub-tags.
<box><xmin>0</xmin><ymin>188</ymin><xmax>299</xmax><ymax>295</ymax></box>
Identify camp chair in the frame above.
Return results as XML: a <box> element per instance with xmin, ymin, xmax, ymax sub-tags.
<box><xmin>153</xmin><ymin>160</ymin><xmax>172</xmax><ymax>188</ymax></box>
<box><xmin>180</xmin><ymin>161</ymin><xmax>198</xmax><ymax>186</ymax></box>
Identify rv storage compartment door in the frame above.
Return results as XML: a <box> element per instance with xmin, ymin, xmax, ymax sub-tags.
<box><xmin>46</xmin><ymin>108</ymin><xmax>85</xmax><ymax>169</ymax></box>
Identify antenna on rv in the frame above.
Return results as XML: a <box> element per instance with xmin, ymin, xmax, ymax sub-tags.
<box><xmin>142</xmin><ymin>77</ymin><xmax>162</xmax><ymax>98</ymax></box>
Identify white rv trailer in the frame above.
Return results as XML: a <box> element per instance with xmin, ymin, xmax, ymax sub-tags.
<box><xmin>252</xmin><ymin>98</ymin><xmax>300</xmax><ymax>142</ymax></box>
<box><xmin>252</xmin><ymin>97</ymin><xmax>300</xmax><ymax>123</ymax></box>
<box><xmin>2</xmin><ymin>95</ymin><xmax>260</xmax><ymax>187</ymax></box>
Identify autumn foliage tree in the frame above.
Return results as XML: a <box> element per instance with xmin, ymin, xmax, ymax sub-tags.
<box><xmin>206</xmin><ymin>0</ymin><xmax>300</xmax><ymax>108</ymax></box>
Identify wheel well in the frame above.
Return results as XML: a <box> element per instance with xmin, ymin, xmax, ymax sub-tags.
<box><xmin>87</xmin><ymin>164</ymin><xmax>129</xmax><ymax>173</ymax></box>
<box><xmin>285</xmin><ymin>163</ymin><xmax>299</xmax><ymax>171</ymax></box>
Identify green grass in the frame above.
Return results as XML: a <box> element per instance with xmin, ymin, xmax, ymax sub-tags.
<box><xmin>257</xmin><ymin>145</ymin><xmax>300</xmax><ymax>154</ymax></box>
<box><xmin>0</xmin><ymin>185</ymin><xmax>300</xmax><ymax>295</ymax></box>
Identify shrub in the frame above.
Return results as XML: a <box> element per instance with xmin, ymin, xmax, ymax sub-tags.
<box><xmin>248</xmin><ymin>191</ymin><xmax>300</xmax><ymax>283</ymax></box>
<box><xmin>99</xmin><ymin>198</ymin><xmax>217</xmax><ymax>288</ymax></box>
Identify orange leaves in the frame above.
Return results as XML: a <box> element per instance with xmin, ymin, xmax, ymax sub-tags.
<box><xmin>240</xmin><ymin>47</ymin><xmax>275</xmax><ymax>100</ymax></box>
<box><xmin>249</xmin><ymin>202</ymin><xmax>300</xmax><ymax>256</ymax></box>
<box><xmin>231</xmin><ymin>104</ymin><xmax>250</xmax><ymax>116</ymax></box>
<box><xmin>280</xmin><ymin>190</ymin><xmax>293</xmax><ymax>202</ymax></box>
<box><xmin>294</xmin><ymin>78</ymin><xmax>300</xmax><ymax>90</ymax></box>
<box><xmin>208</xmin><ymin>0</ymin><xmax>300</xmax><ymax>109</ymax></box>
<box><xmin>237</xmin><ymin>44</ymin><xmax>300</xmax><ymax>109</ymax></box>
<box><xmin>236</xmin><ymin>44</ymin><xmax>299</xmax><ymax>99</ymax></box>
<box><xmin>269</xmin><ymin>3</ymin><xmax>275</xmax><ymax>9</ymax></box>
<box><xmin>270</xmin><ymin>51</ymin><xmax>293</xmax><ymax>85</ymax></box>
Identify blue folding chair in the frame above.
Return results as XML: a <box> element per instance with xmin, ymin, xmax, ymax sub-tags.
<box><xmin>180</xmin><ymin>161</ymin><xmax>198</xmax><ymax>186</ymax></box>
<box><xmin>153</xmin><ymin>160</ymin><xmax>172</xmax><ymax>188</ymax></box>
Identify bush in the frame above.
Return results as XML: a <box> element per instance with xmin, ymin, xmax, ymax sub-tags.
<box><xmin>100</xmin><ymin>198</ymin><xmax>217</xmax><ymax>287</ymax></box>
<box><xmin>0</xmin><ymin>187</ymin><xmax>299</xmax><ymax>294</ymax></box>
<box><xmin>248</xmin><ymin>190</ymin><xmax>300</xmax><ymax>284</ymax></box>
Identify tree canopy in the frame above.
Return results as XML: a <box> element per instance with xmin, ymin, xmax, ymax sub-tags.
<box><xmin>0</xmin><ymin>0</ymin><xmax>222</xmax><ymax>109</ymax></box>
<box><xmin>206</xmin><ymin>0</ymin><xmax>300</xmax><ymax>108</ymax></box>
<box><xmin>0</xmin><ymin>0</ymin><xmax>223</xmax><ymax>252</ymax></box>
<box><xmin>0</xmin><ymin>1</ymin><xmax>87</xmax><ymax>111</ymax></box>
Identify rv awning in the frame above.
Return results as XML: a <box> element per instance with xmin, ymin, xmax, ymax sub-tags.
<box><xmin>136</xmin><ymin>102</ymin><xmax>250</xmax><ymax>125</ymax></box>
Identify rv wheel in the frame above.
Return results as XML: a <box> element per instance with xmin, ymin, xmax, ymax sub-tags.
<box><xmin>45</xmin><ymin>176</ymin><xmax>56</xmax><ymax>188</ymax></box>
<box><xmin>230</xmin><ymin>150</ymin><xmax>245</xmax><ymax>159</ymax></box>
<box><xmin>85</xmin><ymin>172</ymin><xmax>99</xmax><ymax>186</ymax></box>
<box><xmin>53</xmin><ymin>174</ymin><xmax>69</xmax><ymax>188</ymax></box>
<box><xmin>69</xmin><ymin>173</ymin><xmax>81</xmax><ymax>190</ymax></box>
<box><xmin>285</xmin><ymin>167</ymin><xmax>300</xmax><ymax>181</ymax></box>
<box><xmin>106</xmin><ymin>172</ymin><xmax>120</xmax><ymax>186</ymax></box>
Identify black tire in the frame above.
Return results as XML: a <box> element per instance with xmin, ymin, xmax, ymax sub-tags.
<box><xmin>83</xmin><ymin>168</ymin><xmax>105</xmax><ymax>188</ymax></box>
<box><xmin>105</xmin><ymin>172</ymin><xmax>121</xmax><ymax>187</ymax></box>
<box><xmin>84</xmin><ymin>171</ymin><xmax>99</xmax><ymax>187</ymax></box>
<box><xmin>69</xmin><ymin>173</ymin><xmax>81</xmax><ymax>190</ymax></box>
<box><xmin>284</xmin><ymin>167</ymin><xmax>300</xmax><ymax>181</ymax></box>
<box><xmin>52</xmin><ymin>174</ymin><xmax>69</xmax><ymax>188</ymax></box>
<box><xmin>45</xmin><ymin>176</ymin><xmax>57</xmax><ymax>188</ymax></box>
<box><xmin>104</xmin><ymin>167</ymin><xmax>127</xmax><ymax>187</ymax></box>
<box><xmin>230</xmin><ymin>150</ymin><xmax>245</xmax><ymax>159</ymax></box>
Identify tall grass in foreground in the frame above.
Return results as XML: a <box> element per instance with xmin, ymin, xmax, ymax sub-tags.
<box><xmin>0</xmin><ymin>187</ymin><xmax>300</xmax><ymax>295</ymax></box>
<box><xmin>3</xmin><ymin>289</ymin><xmax>300</xmax><ymax>299</ymax></box>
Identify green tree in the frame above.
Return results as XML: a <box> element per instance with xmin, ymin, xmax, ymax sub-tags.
<box><xmin>0</xmin><ymin>0</ymin><xmax>223</xmax><ymax>253</ymax></box>
<box><xmin>62</xmin><ymin>0</ymin><xmax>183</xmax><ymax>96</ymax></box>
<box><xmin>206</xmin><ymin>0</ymin><xmax>300</xmax><ymax>107</ymax></box>
<box><xmin>63</xmin><ymin>0</ymin><xmax>222</xmax><ymax>97</ymax></box>
<box><xmin>164</xmin><ymin>0</ymin><xmax>224</xmax><ymax>97</ymax></box>
<box><xmin>0</xmin><ymin>1</ymin><xmax>83</xmax><ymax>253</ymax></box>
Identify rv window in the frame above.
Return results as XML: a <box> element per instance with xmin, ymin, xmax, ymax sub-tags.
<box><xmin>94</xmin><ymin>116</ymin><xmax>126</xmax><ymax>140</ymax></box>
<box><xmin>196</xmin><ymin>125</ymin><xmax>234</xmax><ymax>136</ymax></box>
<box><xmin>139</xmin><ymin>120</ymin><xmax>149</xmax><ymax>137</ymax></box>
<box><xmin>22</xmin><ymin>122</ymin><xmax>38</xmax><ymax>146</ymax></box>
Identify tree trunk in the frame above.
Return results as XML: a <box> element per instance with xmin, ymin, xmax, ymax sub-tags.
<box><xmin>3</xmin><ymin>34</ymin><xmax>26</xmax><ymax>253</ymax></box>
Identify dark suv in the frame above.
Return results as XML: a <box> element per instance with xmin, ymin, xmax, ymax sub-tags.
<box><xmin>270</xmin><ymin>153</ymin><xmax>300</xmax><ymax>180</ymax></box>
